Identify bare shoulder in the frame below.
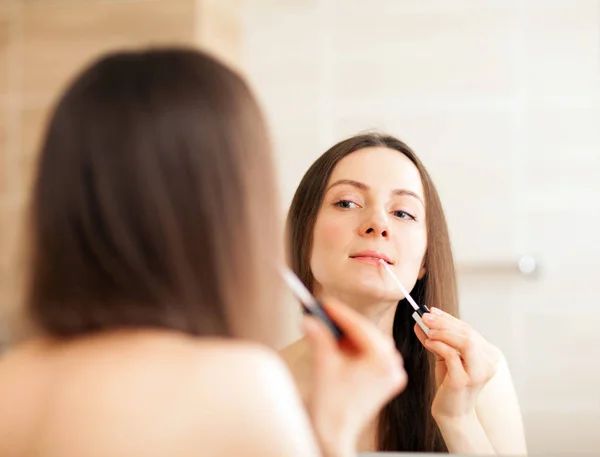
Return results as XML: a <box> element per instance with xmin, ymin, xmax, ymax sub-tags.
<box><xmin>189</xmin><ymin>339</ymin><xmax>308</xmax><ymax>405</ymax></box>
<box><xmin>195</xmin><ymin>338</ymin><xmax>294</xmax><ymax>367</ymax></box>
<box><xmin>180</xmin><ymin>340</ymin><xmax>321</xmax><ymax>456</ymax></box>
<box><xmin>0</xmin><ymin>336</ymin><xmax>321</xmax><ymax>457</ymax></box>
<box><xmin>189</xmin><ymin>339</ymin><xmax>305</xmax><ymax>393</ymax></box>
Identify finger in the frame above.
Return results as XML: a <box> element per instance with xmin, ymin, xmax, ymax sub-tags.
<box><xmin>422</xmin><ymin>309</ymin><xmax>467</xmax><ymax>332</ymax></box>
<box><xmin>424</xmin><ymin>339</ymin><xmax>467</xmax><ymax>384</ymax></box>
<box><xmin>414</xmin><ymin>323</ymin><xmax>444</xmax><ymax>361</ymax></box>
<box><xmin>302</xmin><ymin>315</ymin><xmax>337</xmax><ymax>369</ymax></box>
<box><xmin>319</xmin><ymin>299</ymin><xmax>389</xmax><ymax>356</ymax></box>
<box><xmin>430</xmin><ymin>307</ymin><xmax>466</xmax><ymax>327</ymax></box>
<box><xmin>426</xmin><ymin>324</ymin><xmax>499</xmax><ymax>385</ymax></box>
<box><xmin>427</xmin><ymin>328</ymin><xmax>469</xmax><ymax>350</ymax></box>
<box><xmin>413</xmin><ymin>322</ymin><xmax>429</xmax><ymax>347</ymax></box>
<box><xmin>427</xmin><ymin>327</ymin><xmax>483</xmax><ymax>368</ymax></box>
<box><xmin>422</xmin><ymin>311</ymin><xmax>473</xmax><ymax>358</ymax></box>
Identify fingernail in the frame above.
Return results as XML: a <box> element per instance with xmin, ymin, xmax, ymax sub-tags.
<box><xmin>427</xmin><ymin>329</ymin><xmax>436</xmax><ymax>336</ymax></box>
<box><xmin>431</xmin><ymin>307</ymin><xmax>443</xmax><ymax>316</ymax></box>
<box><xmin>423</xmin><ymin>313</ymin><xmax>435</xmax><ymax>323</ymax></box>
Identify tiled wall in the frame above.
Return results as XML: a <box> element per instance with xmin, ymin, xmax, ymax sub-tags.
<box><xmin>240</xmin><ymin>0</ymin><xmax>600</xmax><ymax>453</ymax></box>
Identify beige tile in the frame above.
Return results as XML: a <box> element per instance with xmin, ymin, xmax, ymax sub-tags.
<box><xmin>334</xmin><ymin>0</ymin><xmax>512</xmax><ymax>16</ymax></box>
<box><xmin>22</xmin><ymin>0</ymin><xmax>195</xmax><ymax>96</ymax></box>
<box><xmin>19</xmin><ymin>102</ymin><xmax>52</xmax><ymax>196</ymax></box>
<box><xmin>525</xmin><ymin>410</ymin><xmax>600</xmax><ymax>453</ymax></box>
<box><xmin>520</xmin><ymin>310</ymin><xmax>600</xmax><ymax>409</ymax></box>
<box><xmin>245</xmin><ymin>50</ymin><xmax>320</xmax><ymax>99</ymax></box>
<box><xmin>524</xmin><ymin>105</ymin><xmax>600</xmax><ymax>204</ymax></box>
<box><xmin>0</xmin><ymin>203</ymin><xmax>8</xmax><ymax>337</ymax></box>
<box><xmin>0</xmin><ymin>29</ymin><xmax>9</xmax><ymax>99</ymax></box>
<box><xmin>275</xmin><ymin>133</ymin><xmax>322</xmax><ymax>207</ymax></box>
<box><xmin>525</xmin><ymin>409</ymin><xmax>600</xmax><ymax>454</ymax></box>
<box><xmin>0</xmin><ymin>19</ymin><xmax>9</xmax><ymax>97</ymax></box>
<box><xmin>199</xmin><ymin>0</ymin><xmax>242</xmax><ymax>15</ymax></box>
<box><xmin>241</xmin><ymin>1</ymin><xmax>321</xmax><ymax>129</ymax></box>
<box><xmin>0</xmin><ymin>103</ymin><xmax>6</xmax><ymax>197</ymax></box>
<box><xmin>332</xmin><ymin>7</ymin><xmax>518</xmax><ymax>98</ymax></box>
<box><xmin>1</xmin><ymin>100</ymin><xmax>21</xmax><ymax>199</ymax></box>
<box><xmin>0</xmin><ymin>199</ymin><xmax>16</xmax><ymax>276</ymax></box>
<box><xmin>245</xmin><ymin>0</ymin><xmax>317</xmax><ymax>12</ymax></box>
<box><xmin>23</xmin><ymin>0</ymin><xmax>160</xmax><ymax>4</ymax></box>
<box><xmin>243</xmin><ymin>6</ymin><xmax>320</xmax><ymax>83</ymax></box>
<box><xmin>0</xmin><ymin>196</ymin><xmax>26</xmax><ymax>327</ymax></box>
<box><xmin>523</xmin><ymin>1</ymin><xmax>600</xmax><ymax>96</ymax></box>
<box><xmin>0</xmin><ymin>4</ymin><xmax>17</xmax><ymax>196</ymax></box>
<box><xmin>0</xmin><ymin>2</ymin><xmax>17</xmax><ymax>19</ymax></box>
<box><xmin>524</xmin><ymin>209</ymin><xmax>600</xmax><ymax>278</ymax></box>
<box><xmin>197</xmin><ymin>2</ymin><xmax>242</xmax><ymax>71</ymax></box>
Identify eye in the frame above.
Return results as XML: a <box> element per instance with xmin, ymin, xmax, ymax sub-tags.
<box><xmin>334</xmin><ymin>199</ymin><xmax>360</xmax><ymax>209</ymax></box>
<box><xmin>393</xmin><ymin>210</ymin><xmax>416</xmax><ymax>221</ymax></box>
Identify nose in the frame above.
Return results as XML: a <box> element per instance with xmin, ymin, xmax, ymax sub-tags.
<box><xmin>359</xmin><ymin>208</ymin><xmax>389</xmax><ymax>238</ymax></box>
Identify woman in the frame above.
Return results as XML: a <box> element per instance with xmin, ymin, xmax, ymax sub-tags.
<box><xmin>0</xmin><ymin>50</ymin><xmax>406</xmax><ymax>457</ymax></box>
<box><xmin>282</xmin><ymin>133</ymin><xmax>527</xmax><ymax>454</ymax></box>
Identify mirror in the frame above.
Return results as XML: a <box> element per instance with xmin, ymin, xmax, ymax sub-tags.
<box><xmin>0</xmin><ymin>0</ymin><xmax>598</xmax><ymax>454</ymax></box>
<box><xmin>241</xmin><ymin>0</ymin><xmax>600</xmax><ymax>454</ymax></box>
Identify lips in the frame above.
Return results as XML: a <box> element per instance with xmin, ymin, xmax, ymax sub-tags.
<box><xmin>349</xmin><ymin>250</ymin><xmax>394</xmax><ymax>265</ymax></box>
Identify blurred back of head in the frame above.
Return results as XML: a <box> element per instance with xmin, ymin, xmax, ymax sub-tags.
<box><xmin>21</xmin><ymin>47</ymin><xmax>281</xmax><ymax>344</ymax></box>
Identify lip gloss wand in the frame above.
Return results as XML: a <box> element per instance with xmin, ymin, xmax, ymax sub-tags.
<box><xmin>378</xmin><ymin>259</ymin><xmax>431</xmax><ymax>336</ymax></box>
<box><xmin>281</xmin><ymin>268</ymin><xmax>344</xmax><ymax>340</ymax></box>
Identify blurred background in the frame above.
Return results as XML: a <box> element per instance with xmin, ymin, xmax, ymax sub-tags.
<box><xmin>1</xmin><ymin>0</ymin><xmax>599</xmax><ymax>454</ymax></box>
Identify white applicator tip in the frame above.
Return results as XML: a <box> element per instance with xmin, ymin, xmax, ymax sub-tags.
<box><xmin>377</xmin><ymin>259</ymin><xmax>418</xmax><ymax>311</ymax></box>
<box><xmin>378</xmin><ymin>259</ymin><xmax>430</xmax><ymax>336</ymax></box>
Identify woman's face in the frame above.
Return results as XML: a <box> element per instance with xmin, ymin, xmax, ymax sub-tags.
<box><xmin>310</xmin><ymin>147</ymin><xmax>427</xmax><ymax>305</ymax></box>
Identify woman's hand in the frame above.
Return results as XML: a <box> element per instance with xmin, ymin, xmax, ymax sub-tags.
<box><xmin>302</xmin><ymin>299</ymin><xmax>408</xmax><ymax>457</ymax></box>
<box><xmin>414</xmin><ymin>307</ymin><xmax>502</xmax><ymax>421</ymax></box>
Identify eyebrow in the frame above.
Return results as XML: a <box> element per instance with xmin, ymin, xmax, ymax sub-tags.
<box><xmin>326</xmin><ymin>179</ymin><xmax>425</xmax><ymax>206</ymax></box>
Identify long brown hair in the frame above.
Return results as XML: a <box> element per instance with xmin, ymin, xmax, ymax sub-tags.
<box><xmin>287</xmin><ymin>133</ymin><xmax>458</xmax><ymax>452</ymax></box>
<box><xmin>23</xmin><ymin>47</ymin><xmax>282</xmax><ymax>345</ymax></box>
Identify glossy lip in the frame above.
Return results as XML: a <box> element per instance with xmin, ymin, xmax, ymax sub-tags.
<box><xmin>349</xmin><ymin>250</ymin><xmax>393</xmax><ymax>265</ymax></box>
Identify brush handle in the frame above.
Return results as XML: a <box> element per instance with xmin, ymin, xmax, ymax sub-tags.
<box><xmin>302</xmin><ymin>301</ymin><xmax>344</xmax><ymax>340</ymax></box>
<box><xmin>412</xmin><ymin>305</ymin><xmax>431</xmax><ymax>336</ymax></box>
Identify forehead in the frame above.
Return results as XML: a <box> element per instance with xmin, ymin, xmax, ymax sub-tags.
<box><xmin>329</xmin><ymin>147</ymin><xmax>424</xmax><ymax>196</ymax></box>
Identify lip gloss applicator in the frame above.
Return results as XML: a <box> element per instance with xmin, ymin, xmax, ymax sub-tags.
<box><xmin>281</xmin><ymin>268</ymin><xmax>344</xmax><ymax>340</ymax></box>
<box><xmin>378</xmin><ymin>259</ymin><xmax>431</xmax><ymax>336</ymax></box>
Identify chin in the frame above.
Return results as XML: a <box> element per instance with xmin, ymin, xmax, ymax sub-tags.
<box><xmin>345</xmin><ymin>276</ymin><xmax>400</xmax><ymax>303</ymax></box>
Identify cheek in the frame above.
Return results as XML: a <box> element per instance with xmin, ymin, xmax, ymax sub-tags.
<box><xmin>393</xmin><ymin>227</ymin><xmax>427</xmax><ymax>278</ymax></box>
<box><xmin>310</xmin><ymin>213</ymin><xmax>349</xmax><ymax>275</ymax></box>
<box><xmin>314</xmin><ymin>215</ymin><xmax>347</xmax><ymax>248</ymax></box>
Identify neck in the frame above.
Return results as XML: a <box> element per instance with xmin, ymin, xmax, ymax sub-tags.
<box><xmin>315</xmin><ymin>287</ymin><xmax>397</xmax><ymax>337</ymax></box>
